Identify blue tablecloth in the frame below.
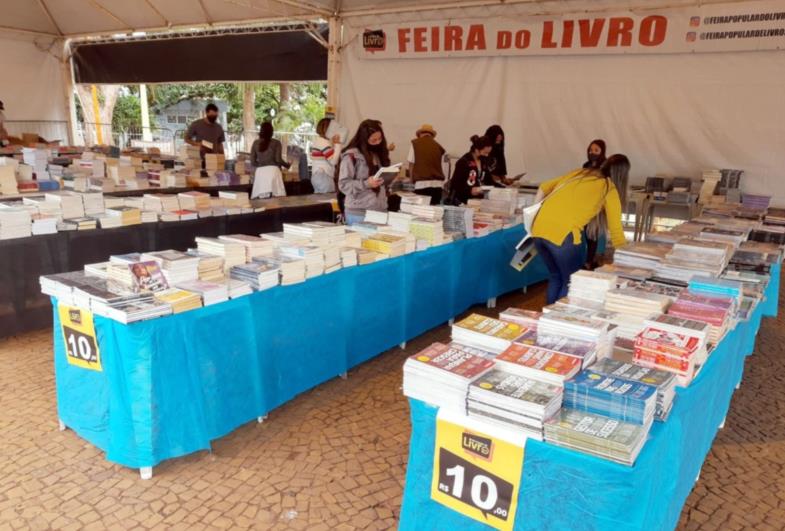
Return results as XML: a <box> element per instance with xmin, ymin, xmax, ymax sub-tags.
<box><xmin>53</xmin><ymin>226</ymin><xmax>547</xmax><ymax>469</ymax></box>
<box><xmin>399</xmin><ymin>277</ymin><xmax>776</xmax><ymax>531</ymax></box>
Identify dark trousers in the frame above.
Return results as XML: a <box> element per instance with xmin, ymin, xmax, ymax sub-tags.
<box><xmin>414</xmin><ymin>187</ymin><xmax>443</xmax><ymax>205</ymax></box>
<box><xmin>585</xmin><ymin>235</ymin><xmax>599</xmax><ymax>268</ymax></box>
<box><xmin>533</xmin><ymin>233</ymin><xmax>584</xmax><ymax>305</ymax></box>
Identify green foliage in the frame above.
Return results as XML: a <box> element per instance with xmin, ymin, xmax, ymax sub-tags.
<box><xmin>112</xmin><ymin>94</ymin><xmax>143</xmax><ymax>131</ymax></box>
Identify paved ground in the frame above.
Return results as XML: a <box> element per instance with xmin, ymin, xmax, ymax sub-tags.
<box><xmin>0</xmin><ymin>279</ymin><xmax>782</xmax><ymax>530</ymax></box>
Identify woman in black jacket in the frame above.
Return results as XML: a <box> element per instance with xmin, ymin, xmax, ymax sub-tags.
<box><xmin>448</xmin><ymin>135</ymin><xmax>494</xmax><ymax>205</ymax></box>
<box><xmin>485</xmin><ymin>124</ymin><xmax>507</xmax><ymax>186</ymax></box>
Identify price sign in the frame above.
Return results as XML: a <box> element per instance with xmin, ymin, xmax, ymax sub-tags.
<box><xmin>58</xmin><ymin>304</ymin><xmax>102</xmax><ymax>372</ymax></box>
<box><xmin>431</xmin><ymin>412</ymin><xmax>525</xmax><ymax>531</ymax></box>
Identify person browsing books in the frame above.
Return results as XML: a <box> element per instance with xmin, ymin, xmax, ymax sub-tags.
<box><xmin>582</xmin><ymin>139</ymin><xmax>608</xmax><ymax>269</ymax></box>
<box><xmin>338</xmin><ymin>119</ymin><xmax>392</xmax><ymax>225</ymax></box>
<box><xmin>407</xmin><ymin>124</ymin><xmax>446</xmax><ymax>205</ymax></box>
<box><xmin>447</xmin><ymin>135</ymin><xmax>494</xmax><ymax>205</ymax></box>
<box><xmin>531</xmin><ymin>155</ymin><xmax>629</xmax><ymax>304</ymax></box>
<box><xmin>250</xmin><ymin>122</ymin><xmax>290</xmax><ymax>171</ymax></box>
<box><xmin>185</xmin><ymin>103</ymin><xmax>225</xmax><ymax>156</ymax></box>
<box><xmin>485</xmin><ymin>124</ymin><xmax>508</xmax><ymax>186</ymax></box>
<box><xmin>310</xmin><ymin>118</ymin><xmax>341</xmax><ymax>194</ymax></box>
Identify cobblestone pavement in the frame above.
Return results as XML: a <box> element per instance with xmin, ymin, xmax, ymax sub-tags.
<box><xmin>0</xmin><ymin>280</ymin><xmax>781</xmax><ymax>530</ymax></box>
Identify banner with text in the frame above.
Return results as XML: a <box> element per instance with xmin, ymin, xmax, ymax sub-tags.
<box><xmin>358</xmin><ymin>0</ymin><xmax>785</xmax><ymax>59</ymax></box>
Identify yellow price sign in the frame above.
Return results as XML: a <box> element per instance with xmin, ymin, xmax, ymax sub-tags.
<box><xmin>58</xmin><ymin>304</ymin><xmax>102</xmax><ymax>372</ymax></box>
<box><xmin>431</xmin><ymin>411</ymin><xmax>525</xmax><ymax>530</ymax></box>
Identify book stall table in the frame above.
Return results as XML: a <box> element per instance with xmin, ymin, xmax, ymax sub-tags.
<box><xmin>1</xmin><ymin>202</ymin><xmax>333</xmax><ymax>339</ymax></box>
<box><xmin>398</xmin><ymin>264</ymin><xmax>780</xmax><ymax>531</ymax></box>
<box><xmin>51</xmin><ymin>226</ymin><xmax>547</xmax><ymax>478</ymax></box>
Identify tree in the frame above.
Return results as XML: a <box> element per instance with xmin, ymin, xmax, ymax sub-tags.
<box><xmin>75</xmin><ymin>85</ymin><xmax>120</xmax><ymax>145</ymax></box>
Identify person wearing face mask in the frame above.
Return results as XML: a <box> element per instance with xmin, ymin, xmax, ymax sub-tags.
<box><xmin>485</xmin><ymin>124</ymin><xmax>507</xmax><ymax>186</ymax></box>
<box><xmin>581</xmin><ymin>139</ymin><xmax>608</xmax><ymax>268</ymax></box>
<box><xmin>338</xmin><ymin>119</ymin><xmax>392</xmax><ymax>225</ymax></box>
<box><xmin>185</xmin><ymin>103</ymin><xmax>225</xmax><ymax>157</ymax></box>
<box><xmin>446</xmin><ymin>135</ymin><xmax>494</xmax><ymax>205</ymax></box>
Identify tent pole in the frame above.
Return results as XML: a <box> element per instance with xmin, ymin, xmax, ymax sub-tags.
<box><xmin>326</xmin><ymin>16</ymin><xmax>341</xmax><ymax>119</ymax></box>
<box><xmin>61</xmin><ymin>40</ymin><xmax>78</xmax><ymax>146</ymax></box>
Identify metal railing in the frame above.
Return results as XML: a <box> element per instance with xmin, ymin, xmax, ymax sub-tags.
<box><xmin>78</xmin><ymin>123</ymin><xmax>176</xmax><ymax>154</ymax></box>
<box><xmin>4</xmin><ymin>120</ymin><xmax>70</xmax><ymax>143</ymax></box>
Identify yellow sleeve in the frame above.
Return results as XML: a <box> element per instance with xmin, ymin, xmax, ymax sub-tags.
<box><xmin>603</xmin><ymin>184</ymin><xmax>627</xmax><ymax>248</ymax></box>
<box><xmin>538</xmin><ymin>171</ymin><xmax>572</xmax><ymax>196</ymax></box>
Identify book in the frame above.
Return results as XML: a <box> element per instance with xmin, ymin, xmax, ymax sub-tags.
<box><xmin>451</xmin><ymin>314</ymin><xmax>526</xmax><ymax>353</ymax></box>
<box><xmin>128</xmin><ymin>261</ymin><xmax>169</xmax><ymax>293</ymax></box>
<box><xmin>563</xmin><ymin>369</ymin><xmax>658</xmax><ymax>426</ymax></box>
<box><xmin>494</xmin><ymin>343</ymin><xmax>581</xmax><ymax>386</ymax></box>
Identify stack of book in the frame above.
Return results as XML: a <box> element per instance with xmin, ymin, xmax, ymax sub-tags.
<box><xmin>442</xmin><ymin>205</ymin><xmax>474</xmax><ymax>238</ymax></box>
<box><xmin>70</xmin><ymin>217</ymin><xmax>98</xmax><ymax>230</ymax></box>
<box><xmin>340</xmin><ymin>247</ymin><xmax>358</xmax><ymax>268</ymax></box>
<box><xmin>104</xmin><ymin>206</ymin><xmax>142</xmax><ymax>226</ymax></box>
<box><xmin>688</xmin><ymin>276</ymin><xmax>743</xmax><ymax>304</ymax></box>
<box><xmin>467</xmin><ymin>369</ymin><xmax>563</xmax><ymax>440</ymax></box>
<box><xmin>128</xmin><ymin>260</ymin><xmax>169</xmax><ymax>293</ymax></box>
<box><xmin>589</xmin><ymin>310</ymin><xmax>648</xmax><ymax>342</ymax></box>
<box><xmin>283</xmin><ymin>222</ymin><xmax>344</xmax><ymax>246</ymax></box>
<box><xmin>186</xmin><ymin>249</ymin><xmax>225</xmax><ymax>281</ymax></box>
<box><xmin>403</xmin><ymin>342</ymin><xmax>494</xmax><ymax>410</ymax></box>
<box><xmin>498</xmin><ymin>308</ymin><xmax>541</xmax><ymax>330</ymax></box>
<box><xmin>591</xmin><ymin>358</ymin><xmax>677</xmax><ymax>420</ymax></box>
<box><xmin>95</xmin><ymin>297</ymin><xmax>172</xmax><ymax>324</ymax></box>
<box><xmin>410</xmin><ymin>219</ymin><xmax>445</xmax><ymax>245</ymax></box>
<box><xmin>81</xmin><ymin>192</ymin><xmax>105</xmax><ymax>217</ymax></box>
<box><xmin>564</xmin><ymin>370</ymin><xmax>657</xmax><ymax>426</ymax></box>
<box><xmin>568</xmin><ymin>270</ymin><xmax>618</xmax><ymax>304</ymax></box>
<box><xmin>656</xmin><ymin>239</ymin><xmax>732</xmax><ymax>282</ymax></box>
<box><xmin>178</xmin><ymin>191</ymin><xmax>211</xmax><ymax>211</ymax></box>
<box><xmin>22</xmin><ymin>147</ymin><xmax>48</xmax><ymax>175</ymax></box>
<box><xmin>613</xmin><ymin>242</ymin><xmax>671</xmax><ymax>270</ymax></box>
<box><xmin>451</xmin><ymin>314</ymin><xmax>525</xmax><ymax>353</ymax></box>
<box><xmin>219</xmin><ymin>234</ymin><xmax>275</xmax><ymax>260</ymax></box>
<box><xmin>633</xmin><ymin>324</ymin><xmax>707</xmax><ymax>386</ymax></box>
<box><xmin>195</xmin><ymin>237</ymin><xmax>246</xmax><ymax>272</ymax></box>
<box><xmin>538</xmin><ymin>311</ymin><xmax>612</xmax><ymax>360</ymax></box>
<box><xmin>667</xmin><ymin>291</ymin><xmax>734</xmax><ymax>344</ymax></box>
<box><xmin>544</xmin><ymin>409</ymin><xmax>650</xmax><ymax>465</ymax></box>
<box><xmin>698</xmin><ymin>226</ymin><xmax>748</xmax><ymax>246</ymax></box>
<box><xmin>141</xmin><ymin>250</ymin><xmax>200</xmax><ymax>285</ymax></box>
<box><xmin>379</xmin><ymin>228</ymin><xmax>416</xmax><ymax>254</ymax></box>
<box><xmin>143</xmin><ymin>193</ymin><xmax>180</xmax><ymax>213</ymax></box>
<box><xmin>0</xmin><ymin>164</ymin><xmax>18</xmax><ymax>195</ymax></box>
<box><xmin>154</xmin><ymin>288</ymin><xmax>202</xmax><ymax>313</ymax></box>
<box><xmin>31</xmin><ymin>213</ymin><xmax>58</xmax><ymax>235</ymax></box>
<box><xmin>175</xmin><ymin>279</ymin><xmax>229</xmax><ymax>306</ymax></box>
<box><xmin>362</xmin><ymin>233</ymin><xmax>407</xmax><ymax>258</ymax></box>
<box><xmin>218</xmin><ymin>191</ymin><xmax>252</xmax><ymax>209</ymax></box>
<box><xmin>364</xmin><ymin>210</ymin><xmax>388</xmax><ymax>224</ymax></box>
<box><xmin>277</xmin><ymin>244</ymin><xmax>324</xmax><ymax>278</ymax></box>
<box><xmin>0</xmin><ymin>207</ymin><xmax>32</xmax><ymax>239</ymax></box>
<box><xmin>387</xmin><ymin>211</ymin><xmax>414</xmax><ymax>233</ymax></box>
<box><xmin>494</xmin><ymin>343</ymin><xmax>582</xmax><ymax>386</ymax></box>
<box><xmin>254</xmin><ymin>255</ymin><xmax>305</xmax><ymax>285</ymax></box>
<box><xmin>604</xmin><ymin>288</ymin><xmax>670</xmax><ymax>319</ymax></box>
<box><xmin>204</xmin><ymin>153</ymin><xmax>225</xmax><ymax>172</ymax></box>
<box><xmin>399</xmin><ymin>203</ymin><xmax>444</xmax><ymax>221</ymax></box>
<box><xmin>227</xmin><ymin>279</ymin><xmax>253</xmax><ymax>298</ymax></box>
<box><xmin>45</xmin><ymin>192</ymin><xmax>85</xmax><ymax>219</ymax></box>
<box><xmin>230</xmin><ymin>261</ymin><xmax>280</xmax><ymax>291</ymax></box>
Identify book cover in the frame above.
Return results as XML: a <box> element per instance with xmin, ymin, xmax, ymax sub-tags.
<box><xmin>129</xmin><ymin>261</ymin><xmax>169</xmax><ymax>293</ymax></box>
<box><xmin>408</xmin><ymin>343</ymin><xmax>494</xmax><ymax>380</ymax></box>
<box><xmin>496</xmin><ymin>344</ymin><xmax>580</xmax><ymax>377</ymax></box>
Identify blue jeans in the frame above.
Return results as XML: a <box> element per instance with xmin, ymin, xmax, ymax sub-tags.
<box><xmin>533</xmin><ymin>233</ymin><xmax>584</xmax><ymax>305</ymax></box>
<box><xmin>345</xmin><ymin>212</ymin><xmax>365</xmax><ymax>226</ymax></box>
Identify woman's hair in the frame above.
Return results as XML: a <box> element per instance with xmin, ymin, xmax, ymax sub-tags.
<box><xmin>258</xmin><ymin>122</ymin><xmax>274</xmax><ymax>152</ymax></box>
<box><xmin>316</xmin><ymin>118</ymin><xmax>331</xmax><ymax>139</ymax></box>
<box><xmin>484</xmin><ymin>125</ymin><xmax>504</xmax><ymax>146</ymax></box>
<box><xmin>583</xmin><ymin>139</ymin><xmax>607</xmax><ymax>169</ymax></box>
<box><xmin>469</xmin><ymin>135</ymin><xmax>494</xmax><ymax>152</ymax></box>
<box><xmin>346</xmin><ymin>119</ymin><xmax>390</xmax><ymax>170</ymax></box>
<box><xmin>601</xmin><ymin>153</ymin><xmax>630</xmax><ymax>211</ymax></box>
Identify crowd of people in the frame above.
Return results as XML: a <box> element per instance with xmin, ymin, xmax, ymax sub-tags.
<box><xmin>184</xmin><ymin>103</ymin><xmax>631</xmax><ymax>302</ymax></box>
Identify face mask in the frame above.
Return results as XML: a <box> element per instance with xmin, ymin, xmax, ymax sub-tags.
<box><xmin>368</xmin><ymin>143</ymin><xmax>383</xmax><ymax>152</ymax></box>
<box><xmin>207</xmin><ymin>115</ymin><xmax>218</xmax><ymax>123</ymax></box>
<box><xmin>588</xmin><ymin>153</ymin><xmax>601</xmax><ymax>162</ymax></box>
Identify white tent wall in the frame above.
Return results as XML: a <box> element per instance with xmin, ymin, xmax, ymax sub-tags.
<box><xmin>0</xmin><ymin>32</ymin><xmax>66</xmax><ymax>123</ymax></box>
<box><xmin>338</xmin><ymin>12</ymin><xmax>785</xmax><ymax>205</ymax></box>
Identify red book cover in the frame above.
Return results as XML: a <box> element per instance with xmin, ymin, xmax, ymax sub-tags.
<box><xmin>634</xmin><ymin>327</ymin><xmax>701</xmax><ymax>357</ymax></box>
<box><xmin>677</xmin><ymin>292</ymin><xmax>734</xmax><ymax>310</ymax></box>
<box><xmin>496</xmin><ymin>343</ymin><xmax>581</xmax><ymax>377</ymax></box>
<box><xmin>408</xmin><ymin>343</ymin><xmax>494</xmax><ymax>380</ymax></box>
<box><xmin>633</xmin><ymin>346</ymin><xmax>694</xmax><ymax>375</ymax></box>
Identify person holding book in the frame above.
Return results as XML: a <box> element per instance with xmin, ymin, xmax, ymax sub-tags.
<box><xmin>338</xmin><ymin>119</ymin><xmax>392</xmax><ymax>225</ymax></box>
<box><xmin>310</xmin><ymin>118</ymin><xmax>341</xmax><ymax>194</ymax></box>
<box><xmin>407</xmin><ymin>124</ymin><xmax>446</xmax><ymax>205</ymax></box>
<box><xmin>531</xmin><ymin>154</ymin><xmax>629</xmax><ymax>304</ymax></box>
<box><xmin>185</xmin><ymin>103</ymin><xmax>225</xmax><ymax>156</ymax></box>
<box><xmin>582</xmin><ymin>139</ymin><xmax>608</xmax><ymax>269</ymax></box>
<box><xmin>446</xmin><ymin>135</ymin><xmax>494</xmax><ymax>205</ymax></box>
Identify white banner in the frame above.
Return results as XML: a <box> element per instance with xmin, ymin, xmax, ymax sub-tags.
<box><xmin>358</xmin><ymin>0</ymin><xmax>785</xmax><ymax>59</ymax></box>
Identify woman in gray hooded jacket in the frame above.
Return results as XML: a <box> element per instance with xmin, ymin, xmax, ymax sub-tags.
<box><xmin>338</xmin><ymin>119</ymin><xmax>391</xmax><ymax>225</ymax></box>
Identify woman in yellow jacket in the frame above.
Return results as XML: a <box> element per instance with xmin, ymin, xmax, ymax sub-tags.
<box><xmin>531</xmin><ymin>154</ymin><xmax>630</xmax><ymax>304</ymax></box>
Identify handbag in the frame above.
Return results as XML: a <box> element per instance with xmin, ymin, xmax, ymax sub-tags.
<box><xmin>522</xmin><ymin>173</ymin><xmax>585</xmax><ymax>234</ymax></box>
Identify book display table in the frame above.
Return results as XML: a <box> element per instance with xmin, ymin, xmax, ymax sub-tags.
<box><xmin>399</xmin><ymin>261</ymin><xmax>780</xmax><ymax>531</ymax></box>
<box><xmin>51</xmin><ymin>226</ymin><xmax>546</xmax><ymax>476</ymax></box>
<box><xmin>1</xmin><ymin>202</ymin><xmax>333</xmax><ymax>339</ymax></box>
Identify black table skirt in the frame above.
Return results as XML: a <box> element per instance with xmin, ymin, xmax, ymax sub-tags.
<box><xmin>0</xmin><ymin>203</ymin><xmax>332</xmax><ymax>338</ymax></box>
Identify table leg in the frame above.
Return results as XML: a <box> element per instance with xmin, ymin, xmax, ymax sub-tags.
<box><xmin>719</xmin><ymin>416</ymin><xmax>726</xmax><ymax>429</ymax></box>
<box><xmin>58</xmin><ymin>419</ymin><xmax>66</xmax><ymax>432</ymax></box>
<box><xmin>339</xmin><ymin>372</ymin><xmax>348</xmax><ymax>380</ymax></box>
<box><xmin>257</xmin><ymin>415</ymin><xmax>268</xmax><ymax>423</ymax></box>
<box><xmin>400</xmin><ymin>341</ymin><xmax>407</xmax><ymax>350</ymax></box>
<box><xmin>448</xmin><ymin>318</ymin><xmax>455</xmax><ymax>326</ymax></box>
<box><xmin>140</xmin><ymin>467</ymin><xmax>153</xmax><ymax>480</ymax></box>
<box><xmin>487</xmin><ymin>297</ymin><xmax>497</xmax><ymax>309</ymax></box>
